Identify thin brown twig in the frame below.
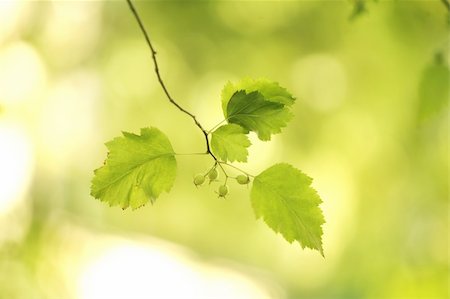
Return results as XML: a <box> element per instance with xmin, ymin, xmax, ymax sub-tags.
<box><xmin>126</xmin><ymin>0</ymin><xmax>217</xmax><ymax>160</ymax></box>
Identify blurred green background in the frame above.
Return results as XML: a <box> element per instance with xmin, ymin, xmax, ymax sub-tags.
<box><xmin>0</xmin><ymin>1</ymin><xmax>448</xmax><ymax>298</ymax></box>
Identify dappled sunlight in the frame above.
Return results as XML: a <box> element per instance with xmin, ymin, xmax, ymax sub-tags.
<box><xmin>0</xmin><ymin>1</ymin><xmax>30</xmax><ymax>45</ymax></box>
<box><xmin>78</xmin><ymin>243</ymin><xmax>273</xmax><ymax>299</ymax></box>
<box><xmin>37</xmin><ymin>71</ymin><xmax>101</xmax><ymax>174</ymax></box>
<box><xmin>0</xmin><ymin>42</ymin><xmax>47</xmax><ymax>105</ymax></box>
<box><xmin>40</xmin><ymin>1</ymin><xmax>102</xmax><ymax>67</ymax></box>
<box><xmin>70</xmin><ymin>233</ymin><xmax>277</xmax><ymax>299</ymax></box>
<box><xmin>0</xmin><ymin>121</ymin><xmax>34</xmax><ymax>216</ymax></box>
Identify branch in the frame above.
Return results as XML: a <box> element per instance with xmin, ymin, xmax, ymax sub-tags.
<box><xmin>126</xmin><ymin>0</ymin><xmax>216</xmax><ymax>159</ymax></box>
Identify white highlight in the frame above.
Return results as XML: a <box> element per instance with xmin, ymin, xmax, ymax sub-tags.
<box><xmin>0</xmin><ymin>122</ymin><xmax>34</xmax><ymax>215</ymax></box>
<box><xmin>0</xmin><ymin>42</ymin><xmax>47</xmax><ymax>104</ymax></box>
<box><xmin>78</xmin><ymin>242</ymin><xmax>271</xmax><ymax>299</ymax></box>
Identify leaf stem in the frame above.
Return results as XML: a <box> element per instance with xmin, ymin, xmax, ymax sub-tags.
<box><xmin>207</xmin><ymin>118</ymin><xmax>228</xmax><ymax>134</ymax></box>
<box><xmin>202</xmin><ymin>162</ymin><xmax>216</xmax><ymax>176</ymax></box>
<box><xmin>174</xmin><ymin>152</ymin><xmax>208</xmax><ymax>156</ymax></box>
<box><xmin>219</xmin><ymin>162</ymin><xmax>255</xmax><ymax>178</ymax></box>
<box><xmin>218</xmin><ymin>163</ymin><xmax>229</xmax><ymax>177</ymax></box>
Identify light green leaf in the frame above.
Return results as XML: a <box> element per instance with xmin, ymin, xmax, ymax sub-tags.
<box><xmin>211</xmin><ymin>124</ymin><xmax>251</xmax><ymax>162</ymax></box>
<box><xmin>251</xmin><ymin>163</ymin><xmax>325</xmax><ymax>255</ymax></box>
<box><xmin>91</xmin><ymin>127</ymin><xmax>176</xmax><ymax>210</ymax></box>
<box><xmin>417</xmin><ymin>59</ymin><xmax>449</xmax><ymax>122</ymax></box>
<box><xmin>227</xmin><ymin>90</ymin><xmax>293</xmax><ymax>141</ymax></box>
<box><xmin>221</xmin><ymin>78</ymin><xmax>295</xmax><ymax>117</ymax></box>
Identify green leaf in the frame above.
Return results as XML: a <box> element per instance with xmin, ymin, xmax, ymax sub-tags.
<box><xmin>91</xmin><ymin>127</ymin><xmax>176</xmax><ymax>210</ymax></box>
<box><xmin>251</xmin><ymin>163</ymin><xmax>325</xmax><ymax>255</ymax></box>
<box><xmin>227</xmin><ymin>90</ymin><xmax>293</xmax><ymax>141</ymax></box>
<box><xmin>417</xmin><ymin>59</ymin><xmax>449</xmax><ymax>122</ymax></box>
<box><xmin>211</xmin><ymin>124</ymin><xmax>251</xmax><ymax>162</ymax></box>
<box><xmin>221</xmin><ymin>78</ymin><xmax>295</xmax><ymax>117</ymax></box>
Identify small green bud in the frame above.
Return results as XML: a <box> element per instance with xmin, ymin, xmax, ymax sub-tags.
<box><xmin>193</xmin><ymin>174</ymin><xmax>205</xmax><ymax>186</ymax></box>
<box><xmin>208</xmin><ymin>168</ymin><xmax>218</xmax><ymax>181</ymax></box>
<box><xmin>236</xmin><ymin>175</ymin><xmax>250</xmax><ymax>185</ymax></box>
<box><xmin>218</xmin><ymin>184</ymin><xmax>228</xmax><ymax>197</ymax></box>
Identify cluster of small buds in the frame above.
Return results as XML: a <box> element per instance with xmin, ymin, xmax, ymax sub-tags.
<box><xmin>193</xmin><ymin>165</ymin><xmax>250</xmax><ymax>198</ymax></box>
